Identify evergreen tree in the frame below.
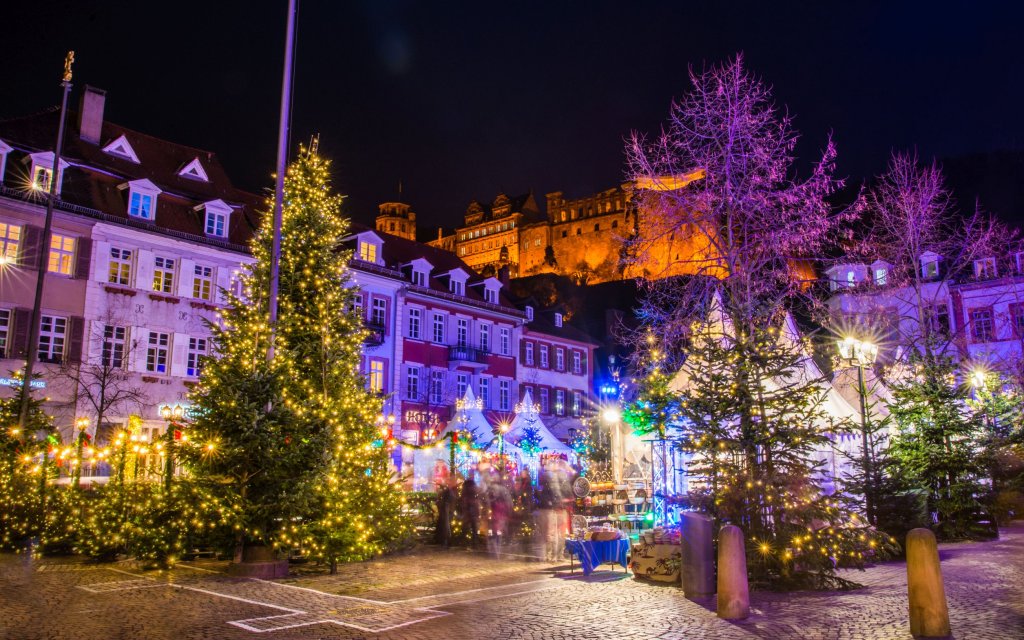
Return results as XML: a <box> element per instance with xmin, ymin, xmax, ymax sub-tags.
<box><xmin>182</xmin><ymin>148</ymin><xmax>404</xmax><ymax>563</ymax></box>
<box><xmin>887</xmin><ymin>354</ymin><xmax>989</xmax><ymax>540</ymax></box>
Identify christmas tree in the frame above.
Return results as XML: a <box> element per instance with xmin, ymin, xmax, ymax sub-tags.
<box><xmin>182</xmin><ymin>147</ymin><xmax>405</xmax><ymax>564</ymax></box>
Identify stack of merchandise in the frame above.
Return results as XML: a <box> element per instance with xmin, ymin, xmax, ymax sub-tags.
<box><xmin>630</xmin><ymin>525</ymin><xmax>682</xmax><ymax>582</ymax></box>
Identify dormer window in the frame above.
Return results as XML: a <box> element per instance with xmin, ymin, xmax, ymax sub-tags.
<box><xmin>413</xmin><ymin>270</ymin><xmax>426</xmax><ymax>287</ymax></box>
<box><xmin>0</xmin><ymin>140</ymin><xmax>11</xmax><ymax>182</ymax></box>
<box><xmin>871</xmin><ymin>260</ymin><xmax>891</xmax><ymax>286</ymax></box>
<box><xmin>120</xmin><ymin>179</ymin><xmax>162</xmax><ymax>221</ymax></box>
<box><xmin>197</xmin><ymin>199</ymin><xmax>233</xmax><ymax>238</ymax></box>
<box><xmin>920</xmin><ymin>251</ymin><xmax>942</xmax><ymax>279</ymax></box>
<box><xmin>27</xmin><ymin>152</ymin><xmax>69</xmax><ymax>195</ymax></box>
<box><xmin>555</xmin><ymin>313</ymin><xmax>563</xmax><ymax>328</ymax></box>
<box><xmin>177</xmin><ymin>157</ymin><xmax>209</xmax><ymax>182</ymax></box>
<box><xmin>974</xmin><ymin>257</ymin><xmax>997</xmax><ymax>280</ymax></box>
<box><xmin>408</xmin><ymin>257</ymin><xmax>433</xmax><ymax>288</ymax></box>
<box><xmin>525</xmin><ymin>306</ymin><xmax>534</xmax><ymax>321</ymax></box>
<box><xmin>846</xmin><ymin>271</ymin><xmax>856</xmax><ymax>287</ymax></box>
<box><xmin>485</xmin><ymin>287</ymin><xmax>497</xmax><ymax>304</ymax></box>
<box><xmin>359</xmin><ymin>241</ymin><xmax>377</xmax><ymax>263</ymax></box>
<box><xmin>102</xmin><ymin>135</ymin><xmax>140</xmax><ymax>163</ymax></box>
<box><xmin>450</xmin><ymin>279</ymin><xmax>464</xmax><ymax>295</ymax></box>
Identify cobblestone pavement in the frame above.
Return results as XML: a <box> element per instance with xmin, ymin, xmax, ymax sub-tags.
<box><xmin>1</xmin><ymin>523</ymin><xmax>1021</xmax><ymax>640</ymax></box>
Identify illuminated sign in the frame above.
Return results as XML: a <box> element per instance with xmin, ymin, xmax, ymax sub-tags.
<box><xmin>0</xmin><ymin>377</ymin><xmax>45</xmax><ymax>390</ymax></box>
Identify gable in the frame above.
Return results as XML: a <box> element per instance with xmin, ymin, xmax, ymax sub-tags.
<box><xmin>178</xmin><ymin>157</ymin><xmax>209</xmax><ymax>181</ymax></box>
<box><xmin>101</xmin><ymin>134</ymin><xmax>140</xmax><ymax>163</ymax></box>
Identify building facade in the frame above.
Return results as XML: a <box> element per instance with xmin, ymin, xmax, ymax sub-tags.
<box><xmin>0</xmin><ymin>86</ymin><xmax>258</xmax><ymax>450</ymax></box>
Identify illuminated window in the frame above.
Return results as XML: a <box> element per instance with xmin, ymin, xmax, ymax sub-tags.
<box><xmin>974</xmin><ymin>258</ymin><xmax>997</xmax><ymax>280</ymax></box>
<box><xmin>0</xmin><ymin>223</ymin><xmax>21</xmax><ymax>264</ymax></box>
<box><xmin>369</xmin><ymin>359</ymin><xmax>385</xmax><ymax>393</ymax></box>
<box><xmin>146</xmin><ymin>332</ymin><xmax>170</xmax><ymax>373</ymax></box>
<box><xmin>573</xmin><ymin>391</ymin><xmax>582</xmax><ymax>416</ymax></box>
<box><xmin>109</xmin><ymin>247</ymin><xmax>132</xmax><ymax>285</ymax></box>
<box><xmin>359</xmin><ymin>241</ymin><xmax>377</xmax><ymax>263</ymax></box>
<box><xmin>129</xmin><ymin>191</ymin><xmax>154</xmax><ymax>219</ymax></box>
<box><xmin>193</xmin><ymin>264</ymin><xmax>214</xmax><ymax>300</ymax></box>
<box><xmin>32</xmin><ymin>166</ymin><xmax>53</xmax><ymax>192</ymax></box>
<box><xmin>153</xmin><ymin>257</ymin><xmax>175</xmax><ymax>293</ymax></box>
<box><xmin>38</xmin><ymin>315</ymin><xmax>66</xmax><ymax>363</ymax></box>
<box><xmin>102</xmin><ymin>325</ymin><xmax>126</xmax><ymax>368</ymax></box>
<box><xmin>187</xmin><ymin>337</ymin><xmax>208</xmax><ymax>377</ymax></box>
<box><xmin>47</xmin><ymin>234</ymin><xmax>75</xmax><ymax>275</ymax></box>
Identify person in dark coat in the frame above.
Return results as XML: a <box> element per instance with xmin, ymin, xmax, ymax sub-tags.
<box><xmin>461</xmin><ymin>475</ymin><xmax>482</xmax><ymax>547</ymax></box>
<box><xmin>435</xmin><ymin>475</ymin><xmax>457</xmax><ymax>548</ymax></box>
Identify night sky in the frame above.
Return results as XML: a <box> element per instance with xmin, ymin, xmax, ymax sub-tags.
<box><xmin>4</xmin><ymin>1</ymin><xmax>1024</xmax><ymax>232</ymax></box>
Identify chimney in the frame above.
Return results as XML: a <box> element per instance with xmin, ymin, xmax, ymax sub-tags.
<box><xmin>497</xmin><ymin>264</ymin><xmax>510</xmax><ymax>287</ymax></box>
<box><xmin>78</xmin><ymin>86</ymin><xmax>107</xmax><ymax>144</ymax></box>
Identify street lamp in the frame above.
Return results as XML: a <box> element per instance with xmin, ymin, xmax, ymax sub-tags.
<box><xmin>837</xmin><ymin>336</ymin><xmax>879</xmax><ymax>525</ymax></box>
<box><xmin>71</xmin><ymin>416</ymin><xmax>89</xmax><ymax>490</ymax></box>
<box><xmin>159</xmin><ymin>404</ymin><xmax>184</xmax><ymax>492</ymax></box>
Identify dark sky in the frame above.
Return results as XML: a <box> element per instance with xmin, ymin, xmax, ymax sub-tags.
<box><xmin>4</xmin><ymin>1</ymin><xmax>1024</xmax><ymax>232</ymax></box>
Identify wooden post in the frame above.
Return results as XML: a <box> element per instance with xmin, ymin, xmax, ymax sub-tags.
<box><xmin>717</xmin><ymin>524</ymin><xmax>749</xmax><ymax>620</ymax></box>
<box><xmin>681</xmin><ymin>512</ymin><xmax>714</xmax><ymax>597</ymax></box>
<box><xmin>906</xmin><ymin>528</ymin><xmax>951</xmax><ymax>638</ymax></box>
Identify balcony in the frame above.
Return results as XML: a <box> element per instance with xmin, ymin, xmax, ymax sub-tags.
<box><xmin>363</xmin><ymin>320</ymin><xmax>387</xmax><ymax>347</ymax></box>
<box><xmin>447</xmin><ymin>344</ymin><xmax>489</xmax><ymax>369</ymax></box>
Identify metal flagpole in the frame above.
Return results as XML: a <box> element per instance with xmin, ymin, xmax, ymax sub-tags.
<box><xmin>267</xmin><ymin>0</ymin><xmax>298</xmax><ymax>361</ymax></box>
<box><xmin>19</xmin><ymin>52</ymin><xmax>75</xmax><ymax>453</ymax></box>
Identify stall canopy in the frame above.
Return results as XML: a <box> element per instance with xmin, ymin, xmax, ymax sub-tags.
<box><xmin>438</xmin><ymin>386</ymin><xmax>494</xmax><ymax>446</ymax></box>
<box><xmin>506</xmin><ymin>389</ymin><xmax>575</xmax><ymax>458</ymax></box>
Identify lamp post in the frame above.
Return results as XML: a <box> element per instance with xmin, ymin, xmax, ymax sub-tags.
<box><xmin>838</xmin><ymin>336</ymin><xmax>879</xmax><ymax>525</ymax></box>
<box><xmin>159</xmin><ymin>404</ymin><xmax>184</xmax><ymax>493</ymax></box>
<box><xmin>602</xmin><ymin>406</ymin><xmax>623</xmax><ymax>484</ymax></box>
<box><xmin>71</xmin><ymin>416</ymin><xmax>89</xmax><ymax>490</ymax></box>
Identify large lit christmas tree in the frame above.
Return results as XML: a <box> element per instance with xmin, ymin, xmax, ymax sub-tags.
<box><xmin>182</xmin><ymin>147</ymin><xmax>404</xmax><ymax>564</ymax></box>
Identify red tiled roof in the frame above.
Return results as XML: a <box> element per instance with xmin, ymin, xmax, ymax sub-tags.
<box><xmin>0</xmin><ymin>108</ymin><xmax>262</xmax><ymax>251</ymax></box>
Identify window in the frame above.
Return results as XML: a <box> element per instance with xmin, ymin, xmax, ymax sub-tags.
<box><xmin>0</xmin><ymin>309</ymin><xmax>10</xmax><ymax>357</ymax></box>
<box><xmin>485</xmin><ymin>287</ymin><xmax>497</xmax><ymax>304</ymax></box>
<box><xmin>109</xmin><ymin>247</ymin><xmax>132</xmax><ymax>285</ymax></box>
<box><xmin>556</xmin><ymin>347</ymin><xmax>565</xmax><ymax>371</ymax></box>
<box><xmin>478</xmin><ymin>378</ymin><xmax>489</xmax><ymax>409</ymax></box>
<box><xmin>193</xmin><ymin>264</ymin><xmax>214</xmax><ymax>300</ymax></box>
<box><xmin>974</xmin><ymin>258</ymin><xmax>997</xmax><ymax>280</ymax></box>
<box><xmin>430</xmin><ymin>370</ymin><xmax>445</xmax><ymax>404</ymax></box>
<box><xmin>525</xmin><ymin>306</ymin><xmax>534</xmax><ymax>321</ymax></box>
<box><xmin>146</xmin><ymin>332</ymin><xmax>170</xmax><ymax>373</ymax></box>
<box><xmin>352</xmin><ymin>294</ymin><xmax>364</xmax><ymax>319</ymax></box>
<box><xmin>540</xmin><ymin>345</ymin><xmax>549</xmax><ymax>368</ymax></box>
<box><xmin>451</xmin><ymin>279</ymin><xmax>465</xmax><ymax>295</ymax></box>
<box><xmin>846</xmin><ymin>271</ymin><xmax>856</xmax><ymax>287</ymax></box>
<box><xmin>555</xmin><ymin>390</ymin><xmax>565</xmax><ymax>415</ymax></box>
<box><xmin>0</xmin><ymin>223</ymin><xmax>21</xmax><ymax>264</ymax></box>
<box><xmin>102</xmin><ymin>325</ymin><xmax>126</xmax><ymax>368</ymax></box>
<box><xmin>371</xmin><ymin>297</ymin><xmax>387</xmax><ymax>328</ymax></box>
<box><xmin>479</xmin><ymin>324</ymin><xmax>490</xmax><ymax>352</ymax></box>
<box><xmin>539</xmin><ymin>388</ymin><xmax>550</xmax><ymax>414</ymax></box>
<box><xmin>129</xmin><ymin>191</ymin><xmax>154</xmax><ymax>219</ymax></box>
<box><xmin>38</xmin><ymin>315</ymin><xmax>66</xmax><ymax>363</ymax></box>
<box><xmin>924</xmin><ymin>303</ymin><xmax>951</xmax><ymax>336</ymax></box>
<box><xmin>573</xmin><ymin>350</ymin><xmax>582</xmax><ymax>374</ymax></box>
<box><xmin>456</xmin><ymin>373</ymin><xmax>469</xmax><ymax>398</ymax></box>
<box><xmin>369</xmin><ymin>359</ymin><xmax>385</xmax><ymax>393</ymax></box>
<box><xmin>1012</xmin><ymin>304</ymin><xmax>1024</xmax><ymax>337</ymax></box>
<box><xmin>875</xmin><ymin>268</ymin><xmax>887</xmax><ymax>286</ymax></box>
<box><xmin>153</xmin><ymin>257</ymin><xmax>175</xmax><ymax>293</ymax></box>
<box><xmin>456</xmin><ymin>318</ymin><xmax>468</xmax><ymax>347</ymax></box>
<box><xmin>499</xmin><ymin>380</ymin><xmax>511</xmax><ymax>411</ymax></box>
<box><xmin>187</xmin><ymin>337</ymin><xmax>208</xmax><ymax>377</ymax></box>
<box><xmin>412</xmin><ymin>270</ymin><xmax>427</xmax><ymax>287</ymax></box>
<box><xmin>48</xmin><ymin>234</ymin><xmax>75</xmax><ymax>275</ymax></box>
<box><xmin>554</xmin><ymin>313</ymin><xmax>562</xmax><ymax>327</ymax></box>
<box><xmin>433</xmin><ymin>313</ymin><xmax>445</xmax><ymax>343</ymax></box>
<box><xmin>205</xmin><ymin>209</ymin><xmax>227</xmax><ymax>237</ymax></box>
<box><xmin>572</xmin><ymin>391</ymin><xmax>582</xmax><ymax>416</ymax></box>
<box><xmin>500</xmin><ymin>327</ymin><xmax>510</xmax><ymax>355</ymax></box>
<box><xmin>32</xmin><ymin>166</ymin><xmax>53</xmax><ymax>192</ymax></box>
<box><xmin>923</xmin><ymin>259</ymin><xmax>940</xmax><ymax>279</ymax></box>
<box><xmin>359</xmin><ymin>241</ymin><xmax>377</xmax><ymax>263</ymax></box>
<box><xmin>406</xmin><ymin>365</ymin><xmax>421</xmax><ymax>400</ymax></box>
<box><xmin>971</xmin><ymin>308</ymin><xmax>995</xmax><ymax>343</ymax></box>
<box><xmin>407</xmin><ymin>308</ymin><xmax>422</xmax><ymax>339</ymax></box>
<box><xmin>525</xmin><ymin>342</ymin><xmax>534</xmax><ymax>366</ymax></box>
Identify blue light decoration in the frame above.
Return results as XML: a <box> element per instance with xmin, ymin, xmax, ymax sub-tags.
<box><xmin>0</xmin><ymin>377</ymin><xmax>45</xmax><ymax>390</ymax></box>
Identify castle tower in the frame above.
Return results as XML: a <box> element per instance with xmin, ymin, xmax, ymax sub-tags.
<box><xmin>375</xmin><ymin>201</ymin><xmax>417</xmax><ymax>241</ymax></box>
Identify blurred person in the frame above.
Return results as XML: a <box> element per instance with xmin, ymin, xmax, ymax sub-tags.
<box><xmin>461</xmin><ymin>473</ymin><xmax>482</xmax><ymax>547</ymax></box>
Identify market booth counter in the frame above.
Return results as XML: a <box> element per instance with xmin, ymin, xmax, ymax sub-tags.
<box><xmin>565</xmin><ymin>527</ymin><xmax>631</xmax><ymax>576</ymax></box>
<box><xmin>628</xmin><ymin>526</ymin><xmax>682</xmax><ymax>583</ymax></box>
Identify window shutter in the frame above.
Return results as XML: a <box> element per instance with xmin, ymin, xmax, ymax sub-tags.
<box><xmin>581</xmin><ymin>351</ymin><xmax>588</xmax><ymax>376</ymax></box>
<box><xmin>20</xmin><ymin>225</ymin><xmax>43</xmax><ymax>270</ymax></box>
<box><xmin>170</xmin><ymin>332</ymin><xmax>188</xmax><ymax>377</ymax></box>
<box><xmin>130</xmin><ymin>328</ymin><xmax>149</xmax><ymax>372</ymax></box>
<box><xmin>520</xmin><ymin>338</ymin><xmax>527</xmax><ymax>363</ymax></box>
<box><xmin>177</xmin><ymin>259</ymin><xmax>196</xmax><ymax>298</ymax></box>
<box><xmin>215</xmin><ymin>266</ymin><xmax>232</xmax><ymax>303</ymax></box>
<box><xmin>74</xmin><ymin>237</ymin><xmax>93</xmax><ymax>279</ymax></box>
<box><xmin>93</xmin><ymin>240</ymin><xmax>111</xmax><ymax>283</ymax></box>
<box><xmin>66</xmin><ymin>316</ymin><xmax>85</xmax><ymax>363</ymax></box>
<box><xmin>135</xmin><ymin>250</ymin><xmax>155</xmax><ymax>290</ymax></box>
<box><xmin>11</xmin><ymin>307</ymin><xmax>32</xmax><ymax>358</ymax></box>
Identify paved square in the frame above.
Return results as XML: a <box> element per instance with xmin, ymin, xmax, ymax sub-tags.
<box><xmin>1</xmin><ymin>523</ymin><xmax>1021</xmax><ymax>639</ymax></box>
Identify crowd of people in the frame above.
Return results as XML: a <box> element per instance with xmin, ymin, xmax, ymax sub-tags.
<box><xmin>434</xmin><ymin>457</ymin><xmax>576</xmax><ymax>561</ymax></box>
